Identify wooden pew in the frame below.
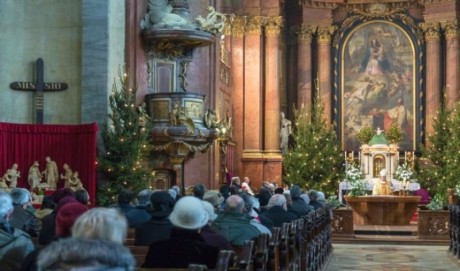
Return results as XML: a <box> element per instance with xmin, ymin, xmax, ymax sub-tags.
<box><xmin>253</xmin><ymin>233</ymin><xmax>269</xmax><ymax>271</ymax></box>
<box><xmin>268</xmin><ymin>227</ymin><xmax>281</xmax><ymax>271</ymax></box>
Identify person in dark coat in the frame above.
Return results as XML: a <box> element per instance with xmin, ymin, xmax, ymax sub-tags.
<box><xmin>211</xmin><ymin>195</ymin><xmax>261</xmax><ymax>246</ymax></box>
<box><xmin>308</xmin><ymin>190</ymin><xmax>323</xmax><ymax>210</ymax></box>
<box><xmin>289</xmin><ymin>185</ymin><xmax>311</xmax><ymax>217</ymax></box>
<box><xmin>142</xmin><ymin>196</ymin><xmax>220</xmax><ymax>269</ymax></box>
<box><xmin>201</xmin><ymin>201</ymin><xmax>232</xmax><ymax>250</ymax></box>
<box><xmin>112</xmin><ymin>190</ymin><xmax>135</xmax><ymax>215</ymax></box>
<box><xmin>9</xmin><ymin>188</ymin><xmax>39</xmax><ymax>237</ymax></box>
<box><xmin>39</xmin><ymin>195</ymin><xmax>77</xmax><ymax>245</ymax></box>
<box><xmin>260</xmin><ymin>194</ymin><xmax>298</xmax><ymax>227</ymax></box>
<box><xmin>257</xmin><ymin>181</ymin><xmax>274</xmax><ymax>208</ymax></box>
<box><xmin>135</xmin><ymin>191</ymin><xmax>174</xmax><ymax>246</ymax></box>
<box><xmin>126</xmin><ymin>189</ymin><xmax>152</xmax><ymax>228</ymax></box>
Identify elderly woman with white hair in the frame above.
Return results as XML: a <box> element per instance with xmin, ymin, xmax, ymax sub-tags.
<box><xmin>71</xmin><ymin>207</ymin><xmax>128</xmax><ymax>244</ymax></box>
<box><xmin>259</xmin><ymin>194</ymin><xmax>298</xmax><ymax>227</ymax></box>
<box><xmin>0</xmin><ymin>191</ymin><xmax>34</xmax><ymax>270</ymax></box>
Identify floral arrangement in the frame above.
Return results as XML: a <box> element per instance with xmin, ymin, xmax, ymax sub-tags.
<box><xmin>395</xmin><ymin>163</ymin><xmax>413</xmax><ymax>181</ymax></box>
<box><xmin>426</xmin><ymin>193</ymin><xmax>446</xmax><ymax>210</ymax></box>
<box><xmin>344</xmin><ymin>163</ymin><xmax>367</xmax><ymax>196</ymax></box>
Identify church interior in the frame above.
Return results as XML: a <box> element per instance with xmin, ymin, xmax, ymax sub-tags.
<box><xmin>1</xmin><ymin>0</ymin><xmax>460</xmax><ymax>270</ymax></box>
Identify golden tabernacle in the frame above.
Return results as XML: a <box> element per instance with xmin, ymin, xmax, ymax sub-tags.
<box><xmin>344</xmin><ymin>195</ymin><xmax>421</xmax><ymax>225</ymax></box>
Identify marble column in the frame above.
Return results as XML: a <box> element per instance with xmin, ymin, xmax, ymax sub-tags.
<box><xmin>317</xmin><ymin>26</ymin><xmax>335</xmax><ymax>124</ymax></box>
<box><xmin>230</xmin><ymin>16</ymin><xmax>247</xmax><ymax>174</ymax></box>
<box><xmin>262</xmin><ymin>16</ymin><xmax>284</xmax><ymax>186</ymax></box>
<box><xmin>243</xmin><ymin>16</ymin><xmax>264</xmax><ymax>155</ymax></box>
<box><xmin>264</xmin><ymin>16</ymin><xmax>283</xmax><ymax>154</ymax></box>
<box><xmin>421</xmin><ymin>22</ymin><xmax>441</xmax><ymax>141</ymax></box>
<box><xmin>296</xmin><ymin>24</ymin><xmax>316</xmax><ymax>109</ymax></box>
<box><xmin>443</xmin><ymin>20</ymin><xmax>460</xmax><ymax>110</ymax></box>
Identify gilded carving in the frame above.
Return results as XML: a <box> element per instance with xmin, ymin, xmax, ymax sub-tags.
<box><xmin>442</xmin><ymin>20</ymin><xmax>459</xmax><ymax>39</ymax></box>
<box><xmin>420</xmin><ymin>22</ymin><xmax>440</xmax><ymax>41</ymax></box>
<box><xmin>222</xmin><ymin>14</ymin><xmax>235</xmax><ymax>36</ymax></box>
<box><xmin>265</xmin><ymin>16</ymin><xmax>284</xmax><ymax>36</ymax></box>
<box><xmin>246</xmin><ymin>16</ymin><xmax>265</xmax><ymax>35</ymax></box>
<box><xmin>231</xmin><ymin>16</ymin><xmax>247</xmax><ymax>38</ymax></box>
<box><xmin>295</xmin><ymin>24</ymin><xmax>317</xmax><ymax>42</ymax></box>
<box><xmin>317</xmin><ymin>26</ymin><xmax>336</xmax><ymax>44</ymax></box>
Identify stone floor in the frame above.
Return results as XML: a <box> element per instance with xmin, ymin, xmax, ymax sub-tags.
<box><xmin>326</xmin><ymin>244</ymin><xmax>460</xmax><ymax>271</ymax></box>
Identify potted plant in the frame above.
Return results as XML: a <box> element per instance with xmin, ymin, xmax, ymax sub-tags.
<box><xmin>418</xmin><ymin>193</ymin><xmax>450</xmax><ymax>240</ymax></box>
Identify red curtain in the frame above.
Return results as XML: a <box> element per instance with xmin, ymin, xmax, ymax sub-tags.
<box><xmin>0</xmin><ymin>122</ymin><xmax>98</xmax><ymax>202</ymax></box>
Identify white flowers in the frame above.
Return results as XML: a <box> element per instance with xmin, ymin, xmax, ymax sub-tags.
<box><xmin>395</xmin><ymin>163</ymin><xmax>412</xmax><ymax>181</ymax></box>
<box><xmin>345</xmin><ymin>163</ymin><xmax>363</xmax><ymax>182</ymax></box>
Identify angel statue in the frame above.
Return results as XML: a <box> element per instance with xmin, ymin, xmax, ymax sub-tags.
<box><xmin>140</xmin><ymin>0</ymin><xmax>194</xmax><ymax>30</ymax></box>
<box><xmin>195</xmin><ymin>6</ymin><xmax>226</xmax><ymax>34</ymax></box>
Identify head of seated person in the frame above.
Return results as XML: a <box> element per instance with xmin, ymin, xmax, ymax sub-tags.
<box><xmin>37</xmin><ymin>238</ymin><xmax>135</xmax><ymax>271</ymax></box>
<box><xmin>72</xmin><ymin>207</ymin><xmax>127</xmax><ymax>244</ymax></box>
<box><xmin>268</xmin><ymin>194</ymin><xmax>287</xmax><ymax>210</ymax></box>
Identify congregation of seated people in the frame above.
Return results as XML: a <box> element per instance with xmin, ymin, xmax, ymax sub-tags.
<box><xmin>0</xmin><ymin>178</ymin><xmax>329</xmax><ymax>270</ymax></box>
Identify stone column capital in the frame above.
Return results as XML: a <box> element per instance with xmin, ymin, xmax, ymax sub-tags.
<box><xmin>420</xmin><ymin>22</ymin><xmax>441</xmax><ymax>42</ymax></box>
<box><xmin>246</xmin><ymin>16</ymin><xmax>265</xmax><ymax>35</ymax></box>
<box><xmin>442</xmin><ymin>20</ymin><xmax>459</xmax><ymax>39</ymax></box>
<box><xmin>231</xmin><ymin>16</ymin><xmax>247</xmax><ymax>38</ymax></box>
<box><xmin>317</xmin><ymin>25</ymin><xmax>336</xmax><ymax>44</ymax></box>
<box><xmin>295</xmin><ymin>24</ymin><xmax>317</xmax><ymax>43</ymax></box>
<box><xmin>265</xmin><ymin>16</ymin><xmax>283</xmax><ymax>36</ymax></box>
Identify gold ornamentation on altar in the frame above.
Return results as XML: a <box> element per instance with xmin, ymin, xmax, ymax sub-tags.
<box><xmin>265</xmin><ymin>16</ymin><xmax>283</xmax><ymax>36</ymax></box>
<box><xmin>245</xmin><ymin>16</ymin><xmax>265</xmax><ymax>35</ymax></box>
<box><xmin>420</xmin><ymin>22</ymin><xmax>441</xmax><ymax>41</ymax></box>
<box><xmin>231</xmin><ymin>16</ymin><xmax>247</xmax><ymax>38</ymax></box>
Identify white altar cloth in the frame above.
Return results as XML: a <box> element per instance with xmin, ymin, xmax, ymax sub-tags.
<box><xmin>339</xmin><ymin>179</ymin><xmax>421</xmax><ymax>203</ymax></box>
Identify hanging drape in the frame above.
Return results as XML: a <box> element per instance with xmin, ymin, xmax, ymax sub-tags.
<box><xmin>0</xmin><ymin>122</ymin><xmax>98</xmax><ymax>202</ymax></box>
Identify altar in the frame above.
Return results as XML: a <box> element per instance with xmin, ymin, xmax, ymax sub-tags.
<box><xmin>344</xmin><ymin>195</ymin><xmax>421</xmax><ymax>225</ymax></box>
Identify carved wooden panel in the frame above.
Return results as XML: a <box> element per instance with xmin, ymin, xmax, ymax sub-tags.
<box><xmin>418</xmin><ymin>210</ymin><xmax>450</xmax><ymax>240</ymax></box>
<box><xmin>331</xmin><ymin>209</ymin><xmax>354</xmax><ymax>237</ymax></box>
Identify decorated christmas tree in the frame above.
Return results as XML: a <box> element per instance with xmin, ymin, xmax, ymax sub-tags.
<box><xmin>416</xmin><ymin>96</ymin><xmax>450</xmax><ymax>196</ymax></box>
<box><xmin>282</xmin><ymin>90</ymin><xmax>344</xmax><ymax>195</ymax></box>
<box><xmin>444</xmin><ymin>101</ymin><xmax>460</xmax><ymax>198</ymax></box>
<box><xmin>97</xmin><ymin>72</ymin><xmax>152</xmax><ymax>206</ymax></box>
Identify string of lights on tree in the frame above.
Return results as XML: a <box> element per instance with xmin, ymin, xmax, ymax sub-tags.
<box><xmin>96</xmin><ymin>71</ymin><xmax>152</xmax><ymax>206</ymax></box>
<box><xmin>416</xmin><ymin>93</ymin><xmax>452</xmax><ymax>201</ymax></box>
<box><xmin>282</xmin><ymin>81</ymin><xmax>344</xmax><ymax>196</ymax></box>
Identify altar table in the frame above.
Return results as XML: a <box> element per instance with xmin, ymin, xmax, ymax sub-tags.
<box><xmin>344</xmin><ymin>195</ymin><xmax>421</xmax><ymax>225</ymax></box>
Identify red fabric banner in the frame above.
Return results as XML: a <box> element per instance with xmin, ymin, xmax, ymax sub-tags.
<box><xmin>0</xmin><ymin>122</ymin><xmax>98</xmax><ymax>202</ymax></box>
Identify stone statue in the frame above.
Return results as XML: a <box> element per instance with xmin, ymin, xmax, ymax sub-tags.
<box><xmin>140</xmin><ymin>0</ymin><xmax>194</xmax><ymax>30</ymax></box>
<box><xmin>60</xmin><ymin>163</ymin><xmax>73</xmax><ymax>189</ymax></box>
<box><xmin>42</xmin><ymin>156</ymin><xmax>58</xmax><ymax>189</ymax></box>
<box><xmin>195</xmin><ymin>6</ymin><xmax>226</xmax><ymax>34</ymax></box>
<box><xmin>3</xmin><ymin>163</ymin><xmax>20</xmax><ymax>188</ymax></box>
<box><xmin>28</xmin><ymin>161</ymin><xmax>42</xmax><ymax>190</ymax></box>
<box><xmin>280</xmin><ymin>112</ymin><xmax>292</xmax><ymax>154</ymax></box>
<box><xmin>69</xmin><ymin>171</ymin><xmax>85</xmax><ymax>191</ymax></box>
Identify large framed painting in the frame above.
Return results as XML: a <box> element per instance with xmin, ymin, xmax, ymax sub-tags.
<box><xmin>337</xmin><ymin>19</ymin><xmax>423</xmax><ymax>151</ymax></box>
